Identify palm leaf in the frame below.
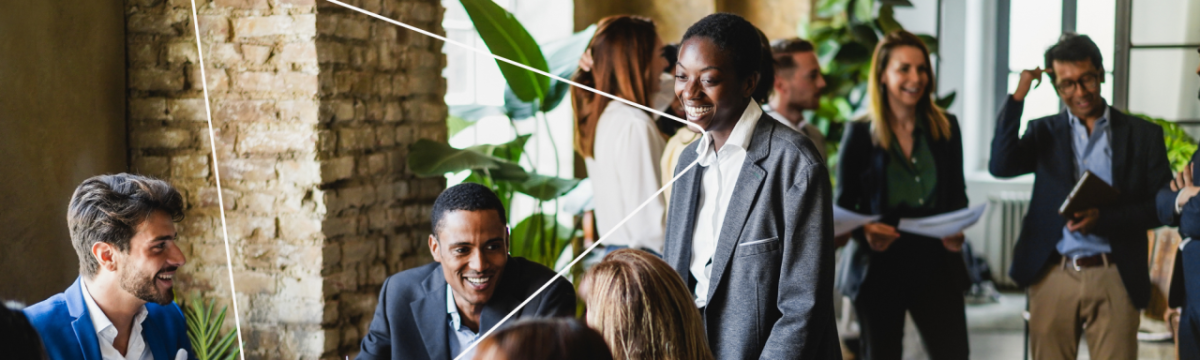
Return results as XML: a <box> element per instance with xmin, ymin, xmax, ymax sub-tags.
<box><xmin>459</xmin><ymin>0</ymin><xmax>550</xmax><ymax>103</ymax></box>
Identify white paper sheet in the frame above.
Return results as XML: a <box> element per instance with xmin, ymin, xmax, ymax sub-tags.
<box><xmin>896</xmin><ymin>204</ymin><xmax>988</xmax><ymax>239</ymax></box>
<box><xmin>833</xmin><ymin>206</ymin><xmax>881</xmax><ymax>236</ymax></box>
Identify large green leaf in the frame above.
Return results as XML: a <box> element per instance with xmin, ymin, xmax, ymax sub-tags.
<box><xmin>510</xmin><ymin>213</ymin><xmax>572</xmax><ymax>268</ymax></box>
<box><xmin>877</xmin><ymin>5</ymin><xmax>903</xmax><ymax>35</ymax></box>
<box><xmin>936</xmin><ymin>91</ymin><xmax>957</xmax><ymax>109</ymax></box>
<box><xmin>408</xmin><ymin>139</ymin><xmax>529</xmax><ymax>181</ymax></box>
<box><xmin>917</xmin><ymin>34</ymin><xmax>939</xmax><ymax>55</ymax></box>
<box><xmin>817</xmin><ymin>0</ymin><xmax>851</xmax><ymax>18</ymax></box>
<box><xmin>514</xmin><ymin>174</ymin><xmax>581</xmax><ymax>201</ymax></box>
<box><xmin>851</xmin><ymin>0</ymin><xmax>875</xmax><ymax>23</ymax></box>
<box><xmin>1139</xmin><ymin>114</ymin><xmax>1198</xmax><ymax>173</ymax></box>
<box><xmin>459</xmin><ymin>0</ymin><xmax>550</xmax><ymax>103</ymax></box>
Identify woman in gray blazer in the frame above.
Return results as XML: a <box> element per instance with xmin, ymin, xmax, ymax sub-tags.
<box><xmin>662</xmin><ymin>13</ymin><xmax>841</xmax><ymax>360</ymax></box>
<box><xmin>835</xmin><ymin>30</ymin><xmax>970</xmax><ymax>360</ymax></box>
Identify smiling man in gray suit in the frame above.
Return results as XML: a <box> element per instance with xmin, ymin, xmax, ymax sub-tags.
<box><xmin>664</xmin><ymin>13</ymin><xmax>841</xmax><ymax>360</ymax></box>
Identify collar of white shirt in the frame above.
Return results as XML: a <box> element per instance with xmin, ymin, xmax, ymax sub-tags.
<box><xmin>81</xmin><ymin>280</ymin><xmax>151</xmax><ymax>360</ymax></box>
<box><xmin>762</xmin><ymin>103</ymin><xmax>806</xmax><ymax>133</ymax></box>
<box><xmin>695</xmin><ymin>100</ymin><xmax>764</xmax><ymax>165</ymax></box>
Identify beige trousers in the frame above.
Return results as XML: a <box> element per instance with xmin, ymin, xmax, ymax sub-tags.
<box><xmin>1028</xmin><ymin>257</ymin><xmax>1140</xmax><ymax>360</ymax></box>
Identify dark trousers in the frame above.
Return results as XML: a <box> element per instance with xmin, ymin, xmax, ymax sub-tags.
<box><xmin>853</xmin><ymin>236</ymin><xmax>969</xmax><ymax>360</ymax></box>
<box><xmin>1181</xmin><ymin>244</ymin><xmax>1200</xmax><ymax>359</ymax></box>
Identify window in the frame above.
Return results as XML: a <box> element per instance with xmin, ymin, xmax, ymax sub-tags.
<box><xmin>1121</xmin><ymin>0</ymin><xmax>1200</xmax><ymax>122</ymax></box>
<box><xmin>1002</xmin><ymin>0</ymin><xmax>1116</xmax><ymax>133</ymax></box>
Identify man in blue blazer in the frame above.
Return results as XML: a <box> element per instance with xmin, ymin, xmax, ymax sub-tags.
<box><xmin>990</xmin><ymin>33</ymin><xmax>1172</xmax><ymax>359</ymax></box>
<box><xmin>23</xmin><ymin>174</ymin><xmax>195</xmax><ymax>360</ymax></box>
<box><xmin>1155</xmin><ymin>45</ymin><xmax>1200</xmax><ymax>359</ymax></box>
<box><xmin>355</xmin><ymin>183</ymin><xmax>576</xmax><ymax>360</ymax></box>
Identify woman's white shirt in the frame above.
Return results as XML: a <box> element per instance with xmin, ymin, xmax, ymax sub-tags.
<box><xmin>583</xmin><ymin>101</ymin><xmax>668</xmax><ymax>252</ymax></box>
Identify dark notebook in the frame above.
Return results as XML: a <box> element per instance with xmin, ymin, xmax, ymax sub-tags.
<box><xmin>1059</xmin><ymin>171</ymin><xmax>1120</xmax><ymax>217</ymax></box>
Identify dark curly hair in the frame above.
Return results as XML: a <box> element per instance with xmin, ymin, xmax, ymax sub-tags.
<box><xmin>431</xmin><ymin>182</ymin><xmax>507</xmax><ymax>237</ymax></box>
<box><xmin>1044</xmin><ymin>32</ymin><xmax>1104</xmax><ymax>86</ymax></box>
<box><xmin>69</xmin><ymin>173</ymin><xmax>184</xmax><ymax>278</ymax></box>
<box><xmin>681</xmin><ymin>13</ymin><xmax>767</xmax><ymax>86</ymax></box>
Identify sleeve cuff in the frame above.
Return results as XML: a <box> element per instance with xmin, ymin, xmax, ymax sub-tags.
<box><xmin>1177</xmin><ymin>190</ymin><xmax>1188</xmax><ymax>214</ymax></box>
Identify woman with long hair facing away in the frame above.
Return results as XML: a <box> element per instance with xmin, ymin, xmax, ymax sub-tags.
<box><xmin>571</xmin><ymin>15</ymin><xmax>674</xmax><ymax>255</ymax></box>
<box><xmin>835</xmin><ymin>29</ymin><xmax>971</xmax><ymax>359</ymax></box>
<box><xmin>471</xmin><ymin>318</ymin><xmax>613</xmax><ymax>360</ymax></box>
<box><xmin>581</xmin><ymin>249</ymin><xmax>713</xmax><ymax>360</ymax></box>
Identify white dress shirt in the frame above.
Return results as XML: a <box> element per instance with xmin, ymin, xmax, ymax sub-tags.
<box><xmin>584</xmin><ymin>101</ymin><xmax>668</xmax><ymax>252</ymax></box>
<box><xmin>81</xmin><ymin>281</ymin><xmax>153</xmax><ymax>360</ymax></box>
<box><xmin>690</xmin><ymin>101</ymin><xmax>762</xmax><ymax>308</ymax></box>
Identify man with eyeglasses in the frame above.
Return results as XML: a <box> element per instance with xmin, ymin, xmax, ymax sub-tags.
<box><xmin>989</xmin><ymin>33</ymin><xmax>1172</xmax><ymax>360</ymax></box>
<box><xmin>1156</xmin><ymin>45</ymin><xmax>1200</xmax><ymax>359</ymax></box>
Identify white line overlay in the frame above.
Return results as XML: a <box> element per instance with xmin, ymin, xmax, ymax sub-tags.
<box><xmin>324</xmin><ymin>0</ymin><xmax>700</xmax><ymax>132</ymax></box>
<box><xmin>322</xmin><ymin>1</ymin><xmax>713</xmax><ymax>359</ymax></box>
<box><xmin>187</xmin><ymin>2</ymin><xmax>247</xmax><ymax>359</ymax></box>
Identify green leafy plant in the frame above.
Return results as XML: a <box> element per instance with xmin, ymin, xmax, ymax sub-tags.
<box><xmin>407</xmin><ymin>0</ymin><xmax>594</xmax><ymax>269</ymax></box>
<box><xmin>181</xmin><ymin>296</ymin><xmax>239</xmax><ymax>360</ymax></box>
<box><xmin>1135</xmin><ymin>113</ymin><xmax>1198</xmax><ymax>172</ymax></box>
<box><xmin>803</xmin><ymin>0</ymin><xmax>954</xmax><ymax>177</ymax></box>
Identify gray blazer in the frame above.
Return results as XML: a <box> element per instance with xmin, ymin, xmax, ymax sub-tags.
<box><xmin>663</xmin><ymin>114</ymin><xmax>842</xmax><ymax>360</ymax></box>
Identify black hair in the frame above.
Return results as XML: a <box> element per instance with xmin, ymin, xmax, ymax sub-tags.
<box><xmin>681</xmin><ymin>13</ymin><xmax>766</xmax><ymax>84</ymax></box>
<box><xmin>68</xmin><ymin>173</ymin><xmax>184</xmax><ymax>279</ymax></box>
<box><xmin>1044</xmin><ymin>32</ymin><xmax>1104</xmax><ymax>85</ymax></box>
<box><xmin>1</xmin><ymin>303</ymin><xmax>48</xmax><ymax>359</ymax></box>
<box><xmin>661</xmin><ymin>43</ymin><xmax>678</xmax><ymax>74</ymax></box>
<box><xmin>430</xmin><ymin>182</ymin><xmax>507</xmax><ymax>236</ymax></box>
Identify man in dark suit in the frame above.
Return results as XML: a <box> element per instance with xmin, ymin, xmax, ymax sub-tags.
<box><xmin>1155</xmin><ymin>45</ymin><xmax>1200</xmax><ymax>359</ymax></box>
<box><xmin>990</xmin><ymin>33</ymin><xmax>1172</xmax><ymax>359</ymax></box>
<box><xmin>664</xmin><ymin>13</ymin><xmax>841</xmax><ymax>360</ymax></box>
<box><xmin>356</xmin><ymin>183</ymin><xmax>576</xmax><ymax>360</ymax></box>
<box><xmin>23</xmin><ymin>174</ymin><xmax>195</xmax><ymax>360</ymax></box>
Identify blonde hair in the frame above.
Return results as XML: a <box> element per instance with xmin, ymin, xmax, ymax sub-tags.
<box><xmin>865</xmin><ymin>30</ymin><xmax>951</xmax><ymax>149</ymax></box>
<box><xmin>582</xmin><ymin>249</ymin><xmax>714</xmax><ymax>360</ymax></box>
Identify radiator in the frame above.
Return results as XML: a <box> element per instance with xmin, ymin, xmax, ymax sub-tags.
<box><xmin>983</xmin><ymin>191</ymin><xmax>1030</xmax><ymax>287</ymax></box>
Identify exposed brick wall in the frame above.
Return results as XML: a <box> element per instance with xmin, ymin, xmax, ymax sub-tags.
<box><xmin>126</xmin><ymin>0</ymin><xmax>446</xmax><ymax>358</ymax></box>
<box><xmin>314</xmin><ymin>0</ymin><xmax>446</xmax><ymax>356</ymax></box>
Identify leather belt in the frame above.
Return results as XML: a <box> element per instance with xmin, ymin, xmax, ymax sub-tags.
<box><xmin>1056</xmin><ymin>253</ymin><xmax>1109</xmax><ymax>270</ymax></box>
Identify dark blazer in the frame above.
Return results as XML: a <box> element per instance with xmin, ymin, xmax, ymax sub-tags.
<box><xmin>835</xmin><ymin>116</ymin><xmax>971</xmax><ymax>301</ymax></box>
<box><xmin>355</xmin><ymin>256</ymin><xmax>576</xmax><ymax>360</ymax></box>
<box><xmin>1156</xmin><ymin>150</ymin><xmax>1200</xmax><ymax>308</ymax></box>
<box><xmin>22</xmin><ymin>277</ymin><xmax>195</xmax><ymax>360</ymax></box>
<box><xmin>990</xmin><ymin>96</ymin><xmax>1172</xmax><ymax>308</ymax></box>
<box><xmin>663</xmin><ymin>114</ymin><xmax>842</xmax><ymax>360</ymax></box>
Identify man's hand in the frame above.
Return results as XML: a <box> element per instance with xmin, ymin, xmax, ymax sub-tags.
<box><xmin>1066</xmin><ymin>208</ymin><xmax>1100</xmax><ymax>235</ymax></box>
<box><xmin>1013</xmin><ymin>67</ymin><xmax>1049</xmax><ymax>102</ymax></box>
<box><xmin>863</xmin><ymin>222</ymin><xmax>900</xmax><ymax>252</ymax></box>
<box><xmin>834</xmin><ymin>233</ymin><xmax>852</xmax><ymax>248</ymax></box>
<box><xmin>942</xmin><ymin>232</ymin><xmax>965</xmax><ymax>252</ymax></box>
<box><xmin>1173</xmin><ymin>163</ymin><xmax>1199</xmax><ymax>209</ymax></box>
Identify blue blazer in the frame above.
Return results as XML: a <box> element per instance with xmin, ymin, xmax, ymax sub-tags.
<box><xmin>23</xmin><ymin>277</ymin><xmax>195</xmax><ymax>360</ymax></box>
<box><xmin>989</xmin><ymin>96</ymin><xmax>1172</xmax><ymax>308</ymax></box>
<box><xmin>1156</xmin><ymin>150</ymin><xmax>1200</xmax><ymax>308</ymax></box>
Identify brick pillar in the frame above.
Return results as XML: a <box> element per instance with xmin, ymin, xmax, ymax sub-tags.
<box><xmin>314</xmin><ymin>0</ymin><xmax>446</xmax><ymax>357</ymax></box>
<box><xmin>126</xmin><ymin>0</ymin><xmax>446</xmax><ymax>358</ymax></box>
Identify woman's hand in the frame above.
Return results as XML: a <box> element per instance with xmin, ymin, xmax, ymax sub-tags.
<box><xmin>941</xmin><ymin>232</ymin><xmax>965</xmax><ymax>252</ymax></box>
<box><xmin>863</xmin><ymin>222</ymin><xmax>901</xmax><ymax>252</ymax></box>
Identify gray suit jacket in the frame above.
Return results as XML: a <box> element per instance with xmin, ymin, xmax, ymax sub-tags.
<box><xmin>663</xmin><ymin>114</ymin><xmax>842</xmax><ymax>360</ymax></box>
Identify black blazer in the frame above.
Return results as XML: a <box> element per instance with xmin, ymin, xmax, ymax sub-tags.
<box><xmin>1156</xmin><ymin>150</ymin><xmax>1200</xmax><ymax>308</ymax></box>
<box><xmin>835</xmin><ymin>115</ymin><xmax>970</xmax><ymax>301</ymax></box>
<box><xmin>355</xmin><ymin>257</ymin><xmax>576</xmax><ymax>360</ymax></box>
<box><xmin>990</xmin><ymin>96</ymin><xmax>1172</xmax><ymax>309</ymax></box>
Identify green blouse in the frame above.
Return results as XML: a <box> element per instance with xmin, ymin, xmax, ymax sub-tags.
<box><xmin>885</xmin><ymin>118</ymin><xmax>938</xmax><ymax>210</ymax></box>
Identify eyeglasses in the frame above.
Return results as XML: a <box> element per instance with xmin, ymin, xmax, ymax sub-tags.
<box><xmin>1055</xmin><ymin>73</ymin><xmax>1101</xmax><ymax>96</ymax></box>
